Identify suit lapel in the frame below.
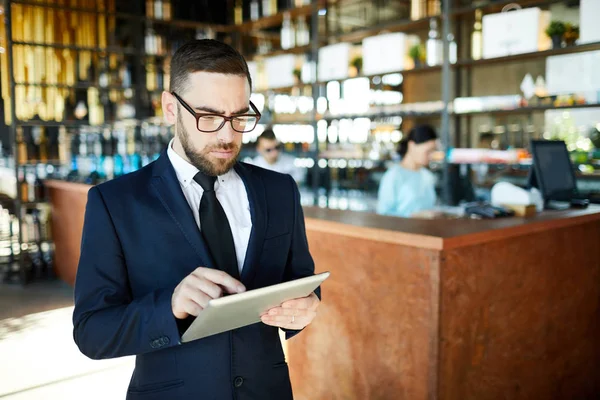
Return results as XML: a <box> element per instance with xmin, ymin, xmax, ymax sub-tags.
<box><xmin>150</xmin><ymin>150</ymin><xmax>216</xmax><ymax>270</ymax></box>
<box><xmin>235</xmin><ymin>162</ymin><xmax>267</xmax><ymax>286</ymax></box>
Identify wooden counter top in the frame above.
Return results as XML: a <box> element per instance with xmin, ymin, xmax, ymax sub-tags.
<box><xmin>44</xmin><ymin>179</ymin><xmax>92</xmax><ymax>194</ymax></box>
<box><xmin>45</xmin><ymin>179</ymin><xmax>600</xmax><ymax>251</ymax></box>
<box><xmin>304</xmin><ymin>206</ymin><xmax>600</xmax><ymax>250</ymax></box>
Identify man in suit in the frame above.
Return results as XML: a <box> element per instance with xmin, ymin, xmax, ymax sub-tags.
<box><xmin>72</xmin><ymin>39</ymin><xmax>321</xmax><ymax>400</ymax></box>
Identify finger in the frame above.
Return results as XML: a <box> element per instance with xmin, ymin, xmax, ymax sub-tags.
<box><xmin>281</xmin><ymin>297</ymin><xmax>312</xmax><ymax>310</ymax></box>
<box><xmin>261</xmin><ymin>319</ymin><xmax>295</xmax><ymax>329</ymax></box>
<box><xmin>266</xmin><ymin>307</ymin><xmax>306</xmax><ymax>317</ymax></box>
<box><xmin>262</xmin><ymin>312</ymin><xmax>315</xmax><ymax>325</ymax></box>
<box><xmin>193</xmin><ymin>268</ymin><xmax>245</xmax><ymax>294</ymax></box>
<box><xmin>185</xmin><ymin>274</ymin><xmax>222</xmax><ymax>299</ymax></box>
<box><xmin>261</xmin><ymin>311</ymin><xmax>316</xmax><ymax>329</ymax></box>
<box><xmin>181</xmin><ymin>299</ymin><xmax>204</xmax><ymax>317</ymax></box>
<box><xmin>183</xmin><ymin>286</ymin><xmax>212</xmax><ymax>310</ymax></box>
<box><xmin>260</xmin><ymin>315</ymin><xmax>298</xmax><ymax>329</ymax></box>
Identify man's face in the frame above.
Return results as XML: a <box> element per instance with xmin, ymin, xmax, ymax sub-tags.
<box><xmin>257</xmin><ymin>138</ymin><xmax>280</xmax><ymax>164</ymax></box>
<box><xmin>164</xmin><ymin>71</ymin><xmax>250</xmax><ymax>176</ymax></box>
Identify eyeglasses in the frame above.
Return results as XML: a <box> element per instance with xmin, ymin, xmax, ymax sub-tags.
<box><xmin>171</xmin><ymin>91</ymin><xmax>261</xmax><ymax>133</ymax></box>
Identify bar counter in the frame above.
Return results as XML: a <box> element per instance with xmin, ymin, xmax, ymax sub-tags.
<box><xmin>45</xmin><ymin>179</ymin><xmax>600</xmax><ymax>399</ymax></box>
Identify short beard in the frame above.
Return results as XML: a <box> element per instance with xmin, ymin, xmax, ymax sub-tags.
<box><xmin>177</xmin><ymin>112</ymin><xmax>240</xmax><ymax>177</ymax></box>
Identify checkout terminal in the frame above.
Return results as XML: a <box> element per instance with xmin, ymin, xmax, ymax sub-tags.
<box><xmin>528</xmin><ymin>140</ymin><xmax>589</xmax><ymax>210</ymax></box>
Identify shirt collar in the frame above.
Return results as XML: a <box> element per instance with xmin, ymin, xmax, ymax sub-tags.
<box><xmin>167</xmin><ymin>139</ymin><xmax>236</xmax><ymax>190</ymax></box>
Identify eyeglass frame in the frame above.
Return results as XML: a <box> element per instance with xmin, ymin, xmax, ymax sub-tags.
<box><xmin>171</xmin><ymin>91</ymin><xmax>261</xmax><ymax>133</ymax></box>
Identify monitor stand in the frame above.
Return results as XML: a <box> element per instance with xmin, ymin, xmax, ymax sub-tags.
<box><xmin>544</xmin><ymin>200</ymin><xmax>571</xmax><ymax>211</ymax></box>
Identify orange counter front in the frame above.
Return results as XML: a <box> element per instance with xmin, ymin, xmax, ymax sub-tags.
<box><xmin>45</xmin><ymin>179</ymin><xmax>600</xmax><ymax>400</ymax></box>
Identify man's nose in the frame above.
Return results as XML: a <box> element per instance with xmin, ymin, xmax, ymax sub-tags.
<box><xmin>217</xmin><ymin>123</ymin><xmax>235</xmax><ymax>143</ymax></box>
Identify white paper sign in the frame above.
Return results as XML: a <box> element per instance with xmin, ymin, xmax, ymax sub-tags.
<box><xmin>318</xmin><ymin>43</ymin><xmax>350</xmax><ymax>82</ymax></box>
<box><xmin>580</xmin><ymin>0</ymin><xmax>600</xmax><ymax>44</ymax></box>
<box><xmin>546</xmin><ymin>51</ymin><xmax>600</xmax><ymax>95</ymax></box>
<box><xmin>482</xmin><ymin>8</ymin><xmax>549</xmax><ymax>59</ymax></box>
<box><xmin>265</xmin><ymin>55</ymin><xmax>296</xmax><ymax>89</ymax></box>
<box><xmin>362</xmin><ymin>33</ymin><xmax>406</xmax><ymax>75</ymax></box>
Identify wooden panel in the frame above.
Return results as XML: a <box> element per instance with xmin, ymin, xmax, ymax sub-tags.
<box><xmin>439</xmin><ymin>221</ymin><xmax>600</xmax><ymax>400</ymax></box>
<box><xmin>46</xmin><ymin>181</ymin><xmax>90</xmax><ymax>286</ymax></box>
<box><xmin>288</xmin><ymin>230</ymin><xmax>441</xmax><ymax>400</ymax></box>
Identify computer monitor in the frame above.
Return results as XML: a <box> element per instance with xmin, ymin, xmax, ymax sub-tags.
<box><xmin>527</xmin><ymin>140</ymin><xmax>578</xmax><ymax>210</ymax></box>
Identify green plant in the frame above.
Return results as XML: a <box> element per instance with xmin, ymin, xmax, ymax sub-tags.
<box><xmin>409</xmin><ymin>43</ymin><xmax>424</xmax><ymax>61</ymax></box>
<box><xmin>293</xmin><ymin>68</ymin><xmax>302</xmax><ymax>80</ymax></box>
<box><xmin>545</xmin><ymin>20</ymin><xmax>566</xmax><ymax>38</ymax></box>
<box><xmin>351</xmin><ymin>56</ymin><xmax>363</xmax><ymax>71</ymax></box>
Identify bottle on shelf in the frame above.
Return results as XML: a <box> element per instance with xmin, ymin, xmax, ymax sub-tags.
<box><xmin>448</xmin><ymin>33</ymin><xmax>457</xmax><ymax>64</ymax></box>
<box><xmin>154</xmin><ymin>0</ymin><xmax>163</xmax><ymax>19</ymax></box>
<box><xmin>19</xmin><ymin>171</ymin><xmax>29</xmax><ymax>203</ymax></box>
<box><xmin>427</xmin><ymin>0</ymin><xmax>441</xmax><ymax>16</ymax></box>
<box><xmin>296</xmin><ymin>16</ymin><xmax>310</xmax><ymax>47</ymax></box>
<box><xmin>426</xmin><ymin>18</ymin><xmax>442</xmax><ymax>66</ymax></box>
<box><xmin>163</xmin><ymin>0</ymin><xmax>172</xmax><ymax>20</ymax></box>
<box><xmin>281</xmin><ymin>12</ymin><xmax>295</xmax><ymax>50</ymax></box>
<box><xmin>235</xmin><ymin>0</ymin><xmax>243</xmax><ymax>24</ymax></box>
<box><xmin>250</xmin><ymin>0</ymin><xmax>260</xmax><ymax>20</ymax></box>
<box><xmin>471</xmin><ymin>9</ymin><xmax>483</xmax><ymax>61</ymax></box>
<box><xmin>16</xmin><ymin>127</ymin><xmax>27</xmax><ymax>165</ymax></box>
<box><xmin>146</xmin><ymin>0</ymin><xmax>154</xmax><ymax>18</ymax></box>
<box><xmin>34</xmin><ymin>172</ymin><xmax>45</xmax><ymax>202</ymax></box>
<box><xmin>410</xmin><ymin>0</ymin><xmax>426</xmax><ymax>20</ymax></box>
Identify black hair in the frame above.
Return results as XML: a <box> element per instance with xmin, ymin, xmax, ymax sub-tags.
<box><xmin>397</xmin><ymin>125</ymin><xmax>438</xmax><ymax>157</ymax></box>
<box><xmin>257</xmin><ymin>128</ymin><xmax>276</xmax><ymax>145</ymax></box>
<box><xmin>170</xmin><ymin>39</ymin><xmax>252</xmax><ymax>94</ymax></box>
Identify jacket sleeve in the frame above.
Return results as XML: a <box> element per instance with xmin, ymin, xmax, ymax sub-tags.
<box><xmin>72</xmin><ymin>186</ymin><xmax>181</xmax><ymax>360</ymax></box>
<box><xmin>282</xmin><ymin>176</ymin><xmax>321</xmax><ymax>339</ymax></box>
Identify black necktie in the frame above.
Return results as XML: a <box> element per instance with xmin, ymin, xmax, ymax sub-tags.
<box><xmin>193</xmin><ymin>172</ymin><xmax>240</xmax><ymax>280</ymax></box>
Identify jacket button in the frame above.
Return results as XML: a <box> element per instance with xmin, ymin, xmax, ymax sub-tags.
<box><xmin>234</xmin><ymin>376</ymin><xmax>243</xmax><ymax>388</ymax></box>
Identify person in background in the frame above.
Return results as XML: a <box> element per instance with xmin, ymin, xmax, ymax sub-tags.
<box><xmin>252</xmin><ymin>128</ymin><xmax>306</xmax><ymax>183</ymax></box>
<box><xmin>377</xmin><ymin>124</ymin><xmax>438</xmax><ymax>218</ymax></box>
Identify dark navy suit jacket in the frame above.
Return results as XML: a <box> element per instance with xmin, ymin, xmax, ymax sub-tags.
<box><xmin>72</xmin><ymin>150</ymin><xmax>318</xmax><ymax>400</ymax></box>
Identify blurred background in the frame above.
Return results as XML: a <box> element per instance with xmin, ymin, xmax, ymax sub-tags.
<box><xmin>0</xmin><ymin>0</ymin><xmax>599</xmax><ymax>399</ymax></box>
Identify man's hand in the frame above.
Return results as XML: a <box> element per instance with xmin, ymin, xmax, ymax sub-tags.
<box><xmin>172</xmin><ymin>267</ymin><xmax>245</xmax><ymax>319</ymax></box>
<box><xmin>260</xmin><ymin>292</ymin><xmax>320</xmax><ymax>330</ymax></box>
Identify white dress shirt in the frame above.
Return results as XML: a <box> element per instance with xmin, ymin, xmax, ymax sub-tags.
<box><xmin>167</xmin><ymin>140</ymin><xmax>252</xmax><ymax>275</ymax></box>
<box><xmin>251</xmin><ymin>153</ymin><xmax>306</xmax><ymax>183</ymax></box>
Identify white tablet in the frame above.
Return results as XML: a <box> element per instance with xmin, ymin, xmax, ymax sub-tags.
<box><xmin>181</xmin><ymin>272</ymin><xmax>330</xmax><ymax>343</ymax></box>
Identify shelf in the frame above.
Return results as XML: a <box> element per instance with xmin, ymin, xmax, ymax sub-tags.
<box><xmin>254</xmin><ymin>84</ymin><xmax>312</xmax><ymax>94</ymax></box>
<box><xmin>249</xmin><ymin>44</ymin><xmax>313</xmax><ymax>60</ymax></box>
<box><xmin>457</xmin><ymin>42</ymin><xmax>600</xmax><ymax>67</ymax></box>
<box><xmin>327</xmin><ymin>65</ymin><xmax>443</xmax><ymax>83</ymax></box>
<box><xmin>14</xmin><ymin>82</ymin><xmax>135</xmax><ymax>90</ymax></box>
<box><xmin>21</xmin><ymin>201</ymin><xmax>50</xmax><ymax>207</ymax></box>
<box><xmin>331</xmin><ymin>16</ymin><xmax>430</xmax><ymax>44</ymax></box>
<box><xmin>11</xmin><ymin>41</ymin><xmax>138</xmax><ymax>55</ymax></box>
<box><xmin>14</xmin><ymin>120</ymin><xmax>116</xmax><ymax>128</ymax></box>
<box><xmin>254</xmin><ymin>65</ymin><xmax>442</xmax><ymax>94</ymax></box>
<box><xmin>234</xmin><ymin>2</ymin><xmax>322</xmax><ymax>33</ymax></box>
<box><xmin>145</xmin><ymin>17</ymin><xmax>230</xmax><ymax>32</ymax></box>
<box><xmin>18</xmin><ymin>160</ymin><xmax>63</xmax><ymax>166</ymax></box>
<box><xmin>455</xmin><ymin>103</ymin><xmax>600</xmax><ymax>116</ymax></box>
<box><xmin>323</xmin><ymin>109</ymin><xmax>443</xmax><ymax>120</ymax></box>
<box><xmin>451</xmin><ymin>0</ymin><xmax>567</xmax><ymax>17</ymax></box>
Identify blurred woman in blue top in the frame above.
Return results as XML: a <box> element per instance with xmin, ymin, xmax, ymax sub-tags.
<box><xmin>377</xmin><ymin>125</ymin><xmax>438</xmax><ymax>217</ymax></box>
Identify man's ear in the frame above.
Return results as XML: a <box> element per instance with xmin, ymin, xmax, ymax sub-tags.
<box><xmin>162</xmin><ymin>91</ymin><xmax>177</xmax><ymax>125</ymax></box>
